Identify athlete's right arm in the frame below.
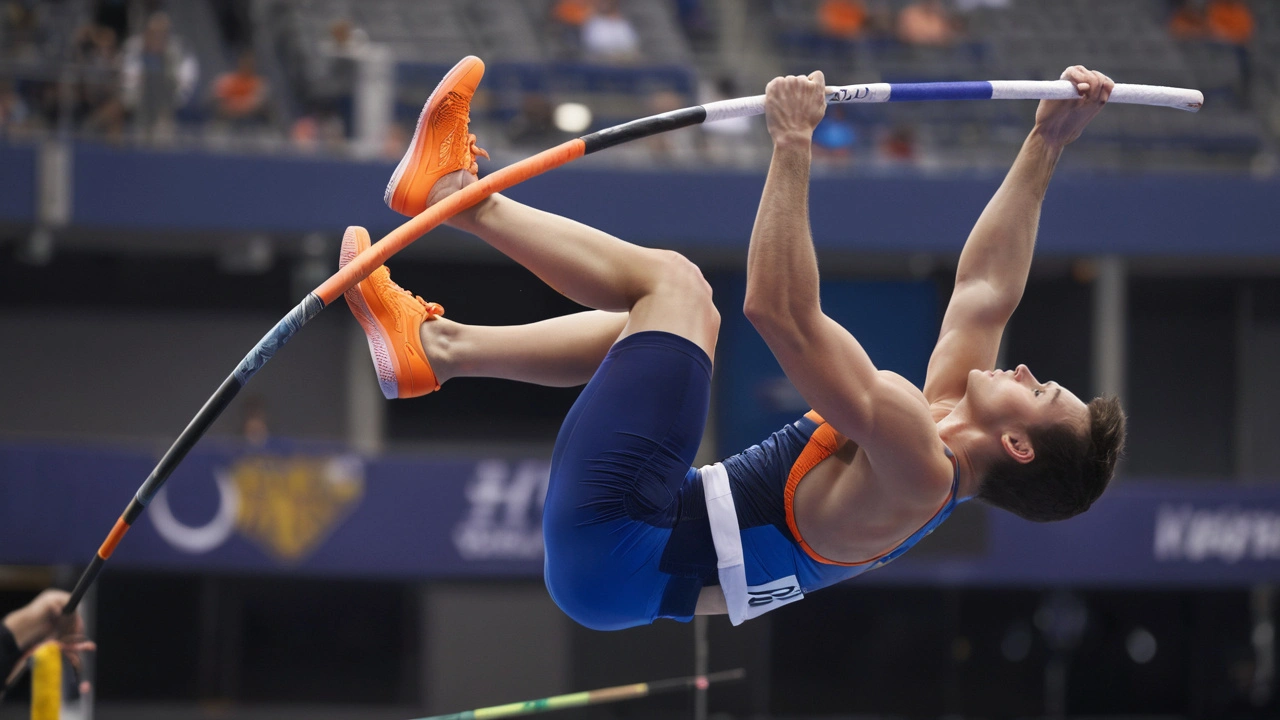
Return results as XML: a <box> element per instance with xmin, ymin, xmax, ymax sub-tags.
<box><xmin>922</xmin><ymin>66</ymin><xmax>1113</xmax><ymax>406</ymax></box>
<box><xmin>745</xmin><ymin>74</ymin><xmax>944</xmax><ymax>488</ymax></box>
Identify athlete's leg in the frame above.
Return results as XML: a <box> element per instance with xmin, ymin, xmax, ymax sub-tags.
<box><xmin>370</xmin><ymin>57</ymin><xmax>716</xmax><ymax>628</ymax></box>
<box><xmin>423</xmin><ymin>310</ymin><xmax>627</xmax><ymax>387</ymax></box>
<box><xmin>381</xmin><ymin>51</ymin><xmax>718</xmax><ymax>361</ymax></box>
<box><xmin>434</xmin><ymin>172</ymin><xmax>720</xmax><ymax>359</ymax></box>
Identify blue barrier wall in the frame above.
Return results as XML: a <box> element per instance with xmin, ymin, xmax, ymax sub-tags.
<box><xmin>71</xmin><ymin>142</ymin><xmax>406</xmax><ymax>232</ymax></box>
<box><xmin>0</xmin><ymin>143</ymin><xmax>36</xmax><ymax>223</ymax></box>
<box><xmin>4</xmin><ymin>440</ymin><xmax>1280</xmax><ymax>588</ymax></box>
<box><xmin>53</xmin><ymin>142</ymin><xmax>1280</xmax><ymax>256</ymax></box>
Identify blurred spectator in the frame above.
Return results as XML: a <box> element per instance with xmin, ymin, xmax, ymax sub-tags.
<box><xmin>818</xmin><ymin>0</ymin><xmax>868</xmax><ymax>41</ymax></box>
<box><xmin>121</xmin><ymin>12</ymin><xmax>199</xmax><ymax>142</ymax></box>
<box><xmin>549</xmin><ymin>0</ymin><xmax>593</xmax><ymax>56</ymax></box>
<box><xmin>675</xmin><ymin>0</ymin><xmax>713</xmax><ymax>49</ymax></box>
<box><xmin>1168</xmin><ymin>0</ymin><xmax>1205</xmax><ymax>38</ymax></box>
<box><xmin>318</xmin><ymin>17</ymin><xmax>368</xmax><ymax>60</ymax></box>
<box><xmin>506</xmin><ymin>92</ymin><xmax>570</xmax><ymax>149</ymax></box>
<box><xmin>315</xmin><ymin>18</ymin><xmax>368</xmax><ymax>137</ymax></box>
<box><xmin>212</xmin><ymin>49</ymin><xmax>270</xmax><ymax>127</ymax></box>
<box><xmin>1206</xmin><ymin>0</ymin><xmax>1254</xmax><ymax>106</ymax></box>
<box><xmin>812</xmin><ymin>107</ymin><xmax>856</xmax><ymax>167</ymax></box>
<box><xmin>72</xmin><ymin>24</ymin><xmax>121</xmax><ymax>127</ymax></box>
<box><xmin>1206</xmin><ymin>0</ymin><xmax>1253</xmax><ymax>44</ymax></box>
<box><xmin>553</xmin><ymin>0</ymin><xmax>594</xmax><ymax>26</ymax></box>
<box><xmin>878</xmin><ymin>123</ymin><xmax>917</xmax><ymax>163</ymax></box>
<box><xmin>241</xmin><ymin>394</ymin><xmax>269</xmax><ymax>447</ymax></box>
<box><xmin>290</xmin><ymin>103</ymin><xmax>346</xmax><ymax>154</ymax></box>
<box><xmin>290</xmin><ymin>113</ymin><xmax>319</xmax><ymax>152</ymax></box>
<box><xmin>553</xmin><ymin>0</ymin><xmax>594</xmax><ymax>27</ymax></box>
<box><xmin>1168</xmin><ymin>0</ymin><xmax>1254</xmax><ymax>106</ymax></box>
<box><xmin>582</xmin><ymin>0</ymin><xmax>640</xmax><ymax>63</ymax></box>
<box><xmin>1168</xmin><ymin>0</ymin><xmax>1253</xmax><ymax>43</ymax></box>
<box><xmin>860</xmin><ymin>0</ymin><xmax>896</xmax><ymax>37</ymax></box>
<box><xmin>0</xmin><ymin>79</ymin><xmax>30</xmax><ymax>137</ymax></box>
<box><xmin>0</xmin><ymin>0</ymin><xmax>40</xmax><ymax>61</ymax></box>
<box><xmin>814</xmin><ymin>0</ymin><xmax>867</xmax><ymax>69</ymax></box>
<box><xmin>896</xmin><ymin>0</ymin><xmax>959</xmax><ymax>46</ymax></box>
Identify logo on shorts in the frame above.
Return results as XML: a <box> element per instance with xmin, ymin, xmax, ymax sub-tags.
<box><xmin>452</xmin><ymin>459</ymin><xmax>550</xmax><ymax>561</ymax></box>
<box><xmin>743</xmin><ymin>575</ymin><xmax>804</xmax><ymax>620</ymax></box>
<box><xmin>748</xmin><ymin>585</ymin><xmax>802</xmax><ymax>606</ymax></box>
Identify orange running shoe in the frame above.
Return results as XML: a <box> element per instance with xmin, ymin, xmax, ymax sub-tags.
<box><xmin>340</xmin><ymin>226</ymin><xmax>445</xmax><ymax>399</ymax></box>
<box><xmin>384</xmin><ymin>55</ymin><xmax>490</xmax><ymax>217</ymax></box>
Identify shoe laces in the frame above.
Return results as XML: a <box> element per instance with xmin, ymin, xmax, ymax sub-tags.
<box><xmin>373</xmin><ymin>267</ymin><xmax>445</xmax><ymax>318</ymax></box>
<box><xmin>433</xmin><ymin>93</ymin><xmax>489</xmax><ymax>172</ymax></box>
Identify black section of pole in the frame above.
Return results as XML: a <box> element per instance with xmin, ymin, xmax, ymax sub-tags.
<box><xmin>65</xmin><ymin>555</ymin><xmax>106</xmax><ymax>615</ymax></box>
<box><xmin>121</xmin><ymin>497</ymin><xmax>146</xmax><ymax>527</ymax></box>
<box><xmin>61</xmin><ymin>375</ymin><xmax>242</xmax><ymax>619</ymax></box>
<box><xmin>135</xmin><ymin>373</ymin><xmax>242</xmax><ymax>507</ymax></box>
<box><xmin>580</xmin><ymin>106</ymin><xmax>707</xmax><ymax>155</ymax></box>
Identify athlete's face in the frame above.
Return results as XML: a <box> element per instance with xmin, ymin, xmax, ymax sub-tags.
<box><xmin>965</xmin><ymin>365</ymin><xmax>1089</xmax><ymax>440</ymax></box>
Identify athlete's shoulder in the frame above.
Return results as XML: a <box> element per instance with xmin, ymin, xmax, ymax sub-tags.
<box><xmin>877</xmin><ymin>370</ymin><xmax>930</xmax><ymax>409</ymax></box>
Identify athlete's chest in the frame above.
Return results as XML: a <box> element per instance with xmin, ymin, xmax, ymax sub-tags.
<box><xmin>791</xmin><ymin>441</ymin><xmax>927</xmax><ymax>563</ymax></box>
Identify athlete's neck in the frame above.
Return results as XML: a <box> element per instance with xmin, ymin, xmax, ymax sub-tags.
<box><xmin>936</xmin><ymin>409</ymin><xmax>992</xmax><ymax>500</ymax></box>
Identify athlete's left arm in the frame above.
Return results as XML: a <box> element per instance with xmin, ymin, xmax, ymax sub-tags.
<box><xmin>922</xmin><ymin>66</ymin><xmax>1113</xmax><ymax>406</ymax></box>
<box><xmin>746</xmin><ymin>72</ymin><xmax>944</xmax><ymax>486</ymax></box>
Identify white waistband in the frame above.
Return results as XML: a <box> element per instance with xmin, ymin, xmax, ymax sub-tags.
<box><xmin>700</xmin><ymin>463</ymin><xmax>804</xmax><ymax>625</ymax></box>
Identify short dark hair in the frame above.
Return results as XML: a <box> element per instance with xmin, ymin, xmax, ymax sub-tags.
<box><xmin>977</xmin><ymin>396</ymin><xmax>1126</xmax><ymax>522</ymax></box>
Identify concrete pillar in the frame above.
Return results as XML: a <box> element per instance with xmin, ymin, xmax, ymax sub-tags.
<box><xmin>354</xmin><ymin>45</ymin><xmax>395</xmax><ymax>160</ymax></box>
<box><xmin>1092</xmin><ymin>255</ymin><xmax>1127</xmax><ymax>401</ymax></box>
<box><xmin>1235</xmin><ymin>283</ymin><xmax>1255</xmax><ymax>478</ymax></box>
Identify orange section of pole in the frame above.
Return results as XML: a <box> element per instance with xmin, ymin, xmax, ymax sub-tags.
<box><xmin>315</xmin><ymin>139</ymin><xmax>586</xmax><ymax>305</ymax></box>
<box><xmin>97</xmin><ymin>516</ymin><xmax>131</xmax><ymax>559</ymax></box>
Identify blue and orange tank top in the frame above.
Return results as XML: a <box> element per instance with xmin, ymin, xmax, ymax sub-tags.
<box><xmin>697</xmin><ymin>410</ymin><xmax>964</xmax><ymax>624</ymax></box>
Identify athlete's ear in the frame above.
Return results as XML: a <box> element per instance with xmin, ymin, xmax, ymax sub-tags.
<box><xmin>1001</xmin><ymin>431</ymin><xmax>1035</xmax><ymax>464</ymax></box>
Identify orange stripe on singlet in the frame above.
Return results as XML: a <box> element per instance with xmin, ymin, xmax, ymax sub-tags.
<box><xmin>783</xmin><ymin>410</ymin><xmax>957</xmax><ymax>567</ymax></box>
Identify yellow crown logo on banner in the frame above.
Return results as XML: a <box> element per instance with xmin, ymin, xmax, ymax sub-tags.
<box><xmin>226</xmin><ymin>455</ymin><xmax>364</xmax><ymax>561</ymax></box>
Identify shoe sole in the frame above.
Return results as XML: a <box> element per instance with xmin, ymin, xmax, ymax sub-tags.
<box><xmin>340</xmin><ymin>226</ymin><xmax>401</xmax><ymax>399</ymax></box>
<box><xmin>384</xmin><ymin>56</ymin><xmax>484</xmax><ymax>215</ymax></box>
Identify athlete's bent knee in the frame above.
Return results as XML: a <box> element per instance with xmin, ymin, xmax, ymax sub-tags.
<box><xmin>657</xmin><ymin>251</ymin><xmax>718</xmax><ymax>322</ymax></box>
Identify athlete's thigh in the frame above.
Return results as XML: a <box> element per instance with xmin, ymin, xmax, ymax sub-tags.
<box><xmin>541</xmin><ymin>331</ymin><xmax>713</xmax><ymax>628</ymax></box>
<box><xmin>545</xmin><ymin>331</ymin><xmax>712</xmax><ymax>531</ymax></box>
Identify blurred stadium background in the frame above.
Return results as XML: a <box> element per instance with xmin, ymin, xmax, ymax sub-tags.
<box><xmin>2</xmin><ymin>0</ymin><xmax>1280</xmax><ymax>718</ymax></box>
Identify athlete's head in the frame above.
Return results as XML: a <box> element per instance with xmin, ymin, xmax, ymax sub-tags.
<box><xmin>964</xmin><ymin>365</ymin><xmax>1126</xmax><ymax>522</ymax></box>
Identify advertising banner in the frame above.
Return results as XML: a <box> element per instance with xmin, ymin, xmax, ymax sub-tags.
<box><xmin>4</xmin><ymin>441</ymin><xmax>1280</xmax><ymax>586</ymax></box>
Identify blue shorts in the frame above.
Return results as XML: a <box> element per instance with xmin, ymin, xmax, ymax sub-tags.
<box><xmin>542</xmin><ymin>331</ymin><xmax>713</xmax><ymax>630</ymax></box>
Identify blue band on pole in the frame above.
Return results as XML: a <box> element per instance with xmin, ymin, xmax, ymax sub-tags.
<box><xmin>888</xmin><ymin>81</ymin><xmax>994</xmax><ymax>102</ymax></box>
<box><xmin>233</xmin><ymin>293</ymin><xmax>325</xmax><ymax>384</ymax></box>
